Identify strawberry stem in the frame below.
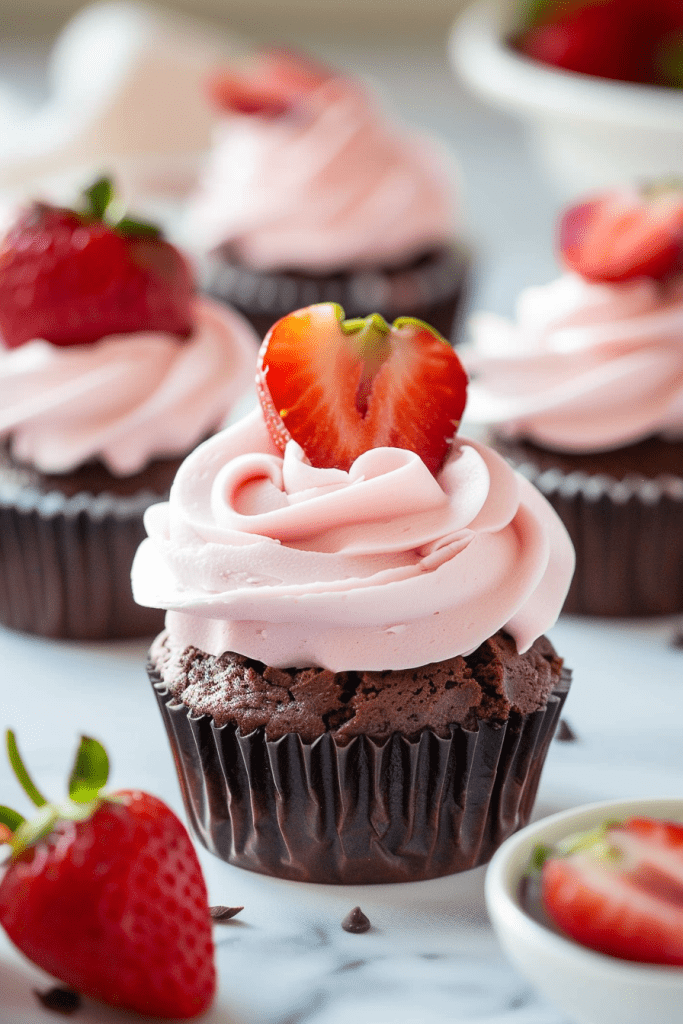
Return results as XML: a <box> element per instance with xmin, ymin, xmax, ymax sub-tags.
<box><xmin>68</xmin><ymin>736</ymin><xmax>109</xmax><ymax>804</ymax></box>
<box><xmin>6</xmin><ymin>730</ymin><xmax>47</xmax><ymax>808</ymax></box>
<box><xmin>80</xmin><ymin>176</ymin><xmax>161</xmax><ymax>238</ymax></box>
<box><xmin>0</xmin><ymin>805</ymin><xmax>25</xmax><ymax>836</ymax></box>
<box><xmin>83</xmin><ymin>176</ymin><xmax>114</xmax><ymax>221</ymax></box>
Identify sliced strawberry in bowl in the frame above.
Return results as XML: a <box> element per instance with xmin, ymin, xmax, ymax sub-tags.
<box><xmin>558</xmin><ymin>183</ymin><xmax>683</xmax><ymax>283</ymax></box>
<box><xmin>538</xmin><ymin>816</ymin><xmax>683</xmax><ymax>966</ymax></box>
<box><xmin>256</xmin><ymin>303</ymin><xmax>468</xmax><ymax>476</ymax></box>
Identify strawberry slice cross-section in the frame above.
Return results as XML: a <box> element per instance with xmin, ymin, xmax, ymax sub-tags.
<box><xmin>538</xmin><ymin>816</ymin><xmax>683</xmax><ymax>967</ymax></box>
<box><xmin>256</xmin><ymin>303</ymin><xmax>468</xmax><ymax>476</ymax></box>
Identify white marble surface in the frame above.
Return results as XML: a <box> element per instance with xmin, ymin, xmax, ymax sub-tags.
<box><xmin>0</xmin><ymin>28</ymin><xmax>682</xmax><ymax>1024</ymax></box>
<box><xmin>1</xmin><ymin>615</ymin><xmax>682</xmax><ymax>1024</ymax></box>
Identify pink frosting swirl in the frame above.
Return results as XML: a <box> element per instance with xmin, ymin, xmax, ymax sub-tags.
<box><xmin>465</xmin><ymin>273</ymin><xmax>683</xmax><ymax>453</ymax></box>
<box><xmin>182</xmin><ymin>77</ymin><xmax>457</xmax><ymax>272</ymax></box>
<box><xmin>0</xmin><ymin>298</ymin><xmax>258</xmax><ymax>475</ymax></box>
<box><xmin>132</xmin><ymin>408</ymin><xmax>574</xmax><ymax>671</ymax></box>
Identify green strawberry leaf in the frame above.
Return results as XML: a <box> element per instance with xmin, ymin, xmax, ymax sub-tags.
<box><xmin>115</xmin><ymin>216</ymin><xmax>162</xmax><ymax>239</ymax></box>
<box><xmin>528</xmin><ymin>842</ymin><xmax>553</xmax><ymax>874</ymax></box>
<box><xmin>656</xmin><ymin>32</ymin><xmax>683</xmax><ymax>88</ymax></box>
<box><xmin>6</xmin><ymin>730</ymin><xmax>47</xmax><ymax>808</ymax></box>
<box><xmin>68</xmin><ymin>736</ymin><xmax>109</xmax><ymax>804</ymax></box>
<box><xmin>0</xmin><ymin>805</ymin><xmax>25</xmax><ymax>836</ymax></box>
<box><xmin>83</xmin><ymin>176</ymin><xmax>114</xmax><ymax>220</ymax></box>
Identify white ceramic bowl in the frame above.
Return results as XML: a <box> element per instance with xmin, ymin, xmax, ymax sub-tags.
<box><xmin>449</xmin><ymin>0</ymin><xmax>683</xmax><ymax>198</ymax></box>
<box><xmin>485</xmin><ymin>798</ymin><xmax>683</xmax><ymax>1024</ymax></box>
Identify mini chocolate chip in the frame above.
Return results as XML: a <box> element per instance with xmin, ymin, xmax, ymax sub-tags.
<box><xmin>671</xmin><ymin>631</ymin><xmax>683</xmax><ymax>650</ymax></box>
<box><xmin>555</xmin><ymin>719</ymin><xmax>578</xmax><ymax>742</ymax></box>
<box><xmin>33</xmin><ymin>988</ymin><xmax>81</xmax><ymax>1015</ymax></box>
<box><xmin>342</xmin><ymin>906</ymin><xmax>371</xmax><ymax>933</ymax></box>
<box><xmin>209</xmin><ymin>905</ymin><xmax>244</xmax><ymax>922</ymax></box>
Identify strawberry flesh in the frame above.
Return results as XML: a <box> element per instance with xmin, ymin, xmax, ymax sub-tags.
<box><xmin>558</xmin><ymin>185</ymin><xmax>683</xmax><ymax>283</ymax></box>
<box><xmin>0</xmin><ymin>197</ymin><xmax>194</xmax><ymax>349</ymax></box>
<box><xmin>540</xmin><ymin>816</ymin><xmax>683</xmax><ymax>966</ymax></box>
<box><xmin>256</xmin><ymin>303</ymin><xmax>468</xmax><ymax>475</ymax></box>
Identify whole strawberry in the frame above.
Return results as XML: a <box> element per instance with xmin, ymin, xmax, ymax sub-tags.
<box><xmin>257</xmin><ymin>303</ymin><xmax>468</xmax><ymax>475</ymax></box>
<box><xmin>0</xmin><ymin>177</ymin><xmax>194</xmax><ymax>349</ymax></box>
<box><xmin>0</xmin><ymin>732</ymin><xmax>215</xmax><ymax>1019</ymax></box>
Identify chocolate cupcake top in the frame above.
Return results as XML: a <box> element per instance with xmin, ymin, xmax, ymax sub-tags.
<box><xmin>151</xmin><ymin>629</ymin><xmax>565</xmax><ymax>743</ymax></box>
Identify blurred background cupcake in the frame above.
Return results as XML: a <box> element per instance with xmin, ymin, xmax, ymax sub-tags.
<box><xmin>179</xmin><ymin>47</ymin><xmax>470</xmax><ymax>342</ymax></box>
<box><xmin>0</xmin><ymin>177</ymin><xmax>257</xmax><ymax>640</ymax></box>
<box><xmin>463</xmin><ymin>182</ymin><xmax>683</xmax><ymax>617</ymax></box>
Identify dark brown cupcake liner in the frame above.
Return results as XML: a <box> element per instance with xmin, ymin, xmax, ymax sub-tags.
<box><xmin>511</xmin><ymin>458</ymin><xmax>683</xmax><ymax>617</ymax></box>
<box><xmin>150</xmin><ymin>663</ymin><xmax>570</xmax><ymax>885</ymax></box>
<box><xmin>0</xmin><ymin>483</ymin><xmax>165</xmax><ymax>640</ymax></box>
<box><xmin>199</xmin><ymin>246</ymin><xmax>471</xmax><ymax>344</ymax></box>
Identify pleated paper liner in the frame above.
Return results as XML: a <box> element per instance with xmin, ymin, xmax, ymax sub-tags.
<box><xmin>508</xmin><ymin>456</ymin><xmax>683</xmax><ymax>617</ymax></box>
<box><xmin>0</xmin><ymin>483</ymin><xmax>165</xmax><ymax>640</ymax></box>
<box><xmin>150</xmin><ymin>663</ymin><xmax>570</xmax><ymax>885</ymax></box>
<box><xmin>199</xmin><ymin>245</ymin><xmax>471</xmax><ymax>344</ymax></box>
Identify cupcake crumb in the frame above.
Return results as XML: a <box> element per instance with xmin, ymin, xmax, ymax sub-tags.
<box><xmin>342</xmin><ymin>907</ymin><xmax>371</xmax><ymax>933</ymax></box>
<box><xmin>209</xmin><ymin>905</ymin><xmax>243</xmax><ymax>922</ymax></box>
<box><xmin>33</xmin><ymin>988</ymin><xmax>81</xmax><ymax>1015</ymax></box>
<box><xmin>555</xmin><ymin>719</ymin><xmax>578</xmax><ymax>742</ymax></box>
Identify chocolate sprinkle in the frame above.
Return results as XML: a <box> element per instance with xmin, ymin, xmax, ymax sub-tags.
<box><xmin>33</xmin><ymin>988</ymin><xmax>81</xmax><ymax>1015</ymax></box>
<box><xmin>209</xmin><ymin>905</ymin><xmax>244</xmax><ymax>922</ymax></box>
<box><xmin>555</xmin><ymin>719</ymin><xmax>578</xmax><ymax>742</ymax></box>
<box><xmin>342</xmin><ymin>907</ymin><xmax>371</xmax><ymax>933</ymax></box>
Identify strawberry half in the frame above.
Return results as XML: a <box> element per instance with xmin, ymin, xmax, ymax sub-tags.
<box><xmin>0</xmin><ymin>732</ymin><xmax>215</xmax><ymax>1019</ymax></box>
<box><xmin>537</xmin><ymin>817</ymin><xmax>683</xmax><ymax>966</ymax></box>
<box><xmin>256</xmin><ymin>303</ymin><xmax>468</xmax><ymax>475</ymax></box>
<box><xmin>208</xmin><ymin>47</ymin><xmax>331</xmax><ymax>117</ymax></box>
<box><xmin>558</xmin><ymin>183</ymin><xmax>683</xmax><ymax>283</ymax></box>
<box><xmin>0</xmin><ymin>176</ymin><xmax>194</xmax><ymax>349</ymax></box>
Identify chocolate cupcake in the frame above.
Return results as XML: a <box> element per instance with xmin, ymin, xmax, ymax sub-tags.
<box><xmin>464</xmin><ymin>186</ymin><xmax>683</xmax><ymax>617</ymax></box>
<box><xmin>0</xmin><ymin>180</ymin><xmax>258</xmax><ymax>639</ymax></box>
<box><xmin>133</xmin><ymin>304</ymin><xmax>574</xmax><ymax>883</ymax></box>
<box><xmin>179</xmin><ymin>50</ymin><xmax>469</xmax><ymax>343</ymax></box>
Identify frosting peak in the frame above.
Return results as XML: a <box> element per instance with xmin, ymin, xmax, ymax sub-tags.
<box><xmin>464</xmin><ymin>273</ymin><xmax>683</xmax><ymax>452</ymax></box>
<box><xmin>182</xmin><ymin>76</ymin><xmax>457</xmax><ymax>272</ymax></box>
<box><xmin>132</xmin><ymin>408</ymin><xmax>574</xmax><ymax>671</ymax></box>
